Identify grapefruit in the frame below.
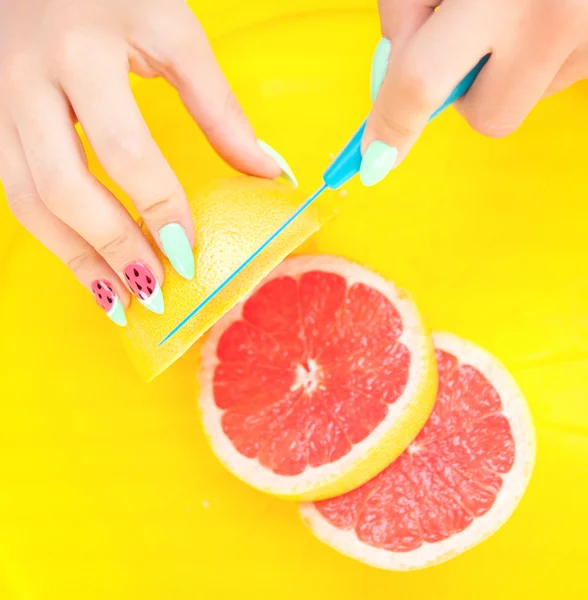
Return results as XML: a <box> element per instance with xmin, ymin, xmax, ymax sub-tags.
<box><xmin>198</xmin><ymin>255</ymin><xmax>438</xmax><ymax>501</ymax></box>
<box><xmin>300</xmin><ymin>332</ymin><xmax>536</xmax><ymax>570</ymax></box>
<box><xmin>120</xmin><ymin>176</ymin><xmax>336</xmax><ymax>381</ymax></box>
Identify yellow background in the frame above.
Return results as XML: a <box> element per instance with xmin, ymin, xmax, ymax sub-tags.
<box><xmin>1</xmin><ymin>0</ymin><xmax>587</xmax><ymax>598</ymax></box>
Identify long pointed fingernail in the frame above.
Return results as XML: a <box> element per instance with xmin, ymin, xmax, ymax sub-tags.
<box><xmin>370</xmin><ymin>38</ymin><xmax>391</xmax><ymax>103</ymax></box>
<box><xmin>159</xmin><ymin>223</ymin><xmax>194</xmax><ymax>280</ymax></box>
<box><xmin>92</xmin><ymin>280</ymin><xmax>127</xmax><ymax>326</ymax></box>
<box><xmin>360</xmin><ymin>141</ymin><xmax>398</xmax><ymax>186</ymax></box>
<box><xmin>257</xmin><ymin>139</ymin><xmax>298</xmax><ymax>188</ymax></box>
<box><xmin>123</xmin><ymin>261</ymin><xmax>164</xmax><ymax>315</ymax></box>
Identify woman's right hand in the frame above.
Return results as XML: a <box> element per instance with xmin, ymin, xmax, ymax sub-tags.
<box><xmin>361</xmin><ymin>0</ymin><xmax>588</xmax><ymax>186</ymax></box>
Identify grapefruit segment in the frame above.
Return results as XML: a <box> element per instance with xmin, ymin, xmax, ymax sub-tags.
<box><xmin>300</xmin><ymin>332</ymin><xmax>536</xmax><ymax>570</ymax></box>
<box><xmin>199</xmin><ymin>255</ymin><xmax>438</xmax><ymax>501</ymax></box>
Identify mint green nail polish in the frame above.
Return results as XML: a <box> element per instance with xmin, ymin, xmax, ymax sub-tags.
<box><xmin>159</xmin><ymin>223</ymin><xmax>194</xmax><ymax>281</ymax></box>
<box><xmin>360</xmin><ymin>141</ymin><xmax>398</xmax><ymax>187</ymax></box>
<box><xmin>108</xmin><ymin>298</ymin><xmax>127</xmax><ymax>326</ymax></box>
<box><xmin>143</xmin><ymin>282</ymin><xmax>164</xmax><ymax>315</ymax></box>
<box><xmin>370</xmin><ymin>38</ymin><xmax>391</xmax><ymax>103</ymax></box>
<box><xmin>257</xmin><ymin>139</ymin><xmax>298</xmax><ymax>188</ymax></box>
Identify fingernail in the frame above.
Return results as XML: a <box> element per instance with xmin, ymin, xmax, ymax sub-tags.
<box><xmin>123</xmin><ymin>261</ymin><xmax>164</xmax><ymax>315</ymax></box>
<box><xmin>91</xmin><ymin>280</ymin><xmax>127</xmax><ymax>326</ymax></box>
<box><xmin>257</xmin><ymin>139</ymin><xmax>298</xmax><ymax>188</ymax></box>
<box><xmin>370</xmin><ymin>38</ymin><xmax>391</xmax><ymax>103</ymax></box>
<box><xmin>360</xmin><ymin>141</ymin><xmax>398</xmax><ymax>186</ymax></box>
<box><xmin>159</xmin><ymin>223</ymin><xmax>194</xmax><ymax>280</ymax></box>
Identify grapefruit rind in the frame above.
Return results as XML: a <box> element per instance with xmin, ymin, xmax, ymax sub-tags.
<box><xmin>120</xmin><ymin>177</ymin><xmax>331</xmax><ymax>381</ymax></box>
<box><xmin>198</xmin><ymin>255</ymin><xmax>438</xmax><ymax>502</ymax></box>
<box><xmin>299</xmin><ymin>332</ymin><xmax>536</xmax><ymax>570</ymax></box>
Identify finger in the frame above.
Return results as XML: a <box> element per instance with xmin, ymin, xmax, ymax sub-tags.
<box><xmin>133</xmin><ymin>2</ymin><xmax>297</xmax><ymax>186</ymax></box>
<box><xmin>60</xmin><ymin>40</ymin><xmax>195</xmax><ymax>280</ymax></box>
<box><xmin>7</xmin><ymin>80</ymin><xmax>165</xmax><ymax>315</ymax></box>
<box><xmin>456</xmin><ymin>27</ymin><xmax>573</xmax><ymax>137</ymax></box>
<box><xmin>361</xmin><ymin>0</ymin><xmax>493</xmax><ymax>186</ymax></box>
<box><xmin>0</xmin><ymin>111</ymin><xmax>128</xmax><ymax>326</ymax></box>
<box><xmin>371</xmin><ymin>1</ymin><xmax>438</xmax><ymax>103</ymax></box>
<box><xmin>545</xmin><ymin>43</ymin><xmax>588</xmax><ymax>97</ymax></box>
<box><xmin>378</xmin><ymin>0</ymin><xmax>438</xmax><ymax>44</ymax></box>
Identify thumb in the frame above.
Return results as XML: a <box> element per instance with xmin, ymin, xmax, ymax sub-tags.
<box><xmin>372</xmin><ymin>0</ymin><xmax>438</xmax><ymax>102</ymax></box>
<box><xmin>361</xmin><ymin>2</ymin><xmax>491</xmax><ymax>186</ymax></box>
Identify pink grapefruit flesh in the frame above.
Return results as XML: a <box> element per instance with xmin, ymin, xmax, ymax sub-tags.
<box><xmin>300</xmin><ymin>332</ymin><xmax>535</xmax><ymax>570</ymax></box>
<box><xmin>199</xmin><ymin>256</ymin><xmax>438</xmax><ymax>501</ymax></box>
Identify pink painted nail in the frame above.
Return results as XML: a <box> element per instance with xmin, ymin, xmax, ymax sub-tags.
<box><xmin>91</xmin><ymin>280</ymin><xmax>126</xmax><ymax>326</ymax></box>
<box><xmin>123</xmin><ymin>261</ymin><xmax>164</xmax><ymax>315</ymax></box>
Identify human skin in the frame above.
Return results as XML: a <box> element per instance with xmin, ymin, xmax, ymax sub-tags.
<box><xmin>0</xmin><ymin>0</ymin><xmax>294</xmax><ymax>323</ymax></box>
<box><xmin>360</xmin><ymin>0</ymin><xmax>588</xmax><ymax>185</ymax></box>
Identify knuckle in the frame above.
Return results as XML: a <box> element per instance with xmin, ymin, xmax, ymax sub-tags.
<box><xmin>66</xmin><ymin>247</ymin><xmax>95</xmax><ymax>276</ymax></box>
<box><xmin>95</xmin><ymin>231</ymin><xmax>132</xmax><ymax>262</ymax></box>
<box><xmin>5</xmin><ymin>186</ymin><xmax>40</xmax><ymax>223</ymax></box>
<box><xmin>140</xmin><ymin>195</ymin><xmax>179</xmax><ymax>222</ymax></box>
<box><xmin>375</xmin><ymin>105</ymin><xmax>419</xmax><ymax>139</ymax></box>
<box><xmin>36</xmin><ymin>169</ymin><xmax>83</xmax><ymax>212</ymax></box>
<box><xmin>374</xmin><ymin>54</ymin><xmax>439</xmax><ymax>139</ymax></box>
<box><xmin>101</xmin><ymin>129</ymin><xmax>152</xmax><ymax>174</ymax></box>
<box><xmin>394</xmin><ymin>56</ymin><xmax>437</xmax><ymax>113</ymax></box>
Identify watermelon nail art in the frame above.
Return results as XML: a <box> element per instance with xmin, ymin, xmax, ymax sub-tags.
<box><xmin>91</xmin><ymin>280</ymin><xmax>127</xmax><ymax>326</ymax></box>
<box><xmin>123</xmin><ymin>261</ymin><xmax>164</xmax><ymax>315</ymax></box>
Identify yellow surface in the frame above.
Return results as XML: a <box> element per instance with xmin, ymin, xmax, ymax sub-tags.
<box><xmin>0</xmin><ymin>1</ymin><xmax>587</xmax><ymax>598</ymax></box>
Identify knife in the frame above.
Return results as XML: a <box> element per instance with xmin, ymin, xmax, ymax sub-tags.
<box><xmin>158</xmin><ymin>54</ymin><xmax>490</xmax><ymax>347</ymax></box>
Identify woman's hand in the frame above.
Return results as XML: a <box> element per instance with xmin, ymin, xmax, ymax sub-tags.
<box><xmin>0</xmin><ymin>0</ymin><xmax>296</xmax><ymax>325</ymax></box>
<box><xmin>361</xmin><ymin>0</ymin><xmax>588</xmax><ymax>186</ymax></box>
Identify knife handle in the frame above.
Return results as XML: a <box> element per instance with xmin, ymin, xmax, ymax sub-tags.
<box><xmin>322</xmin><ymin>54</ymin><xmax>490</xmax><ymax>190</ymax></box>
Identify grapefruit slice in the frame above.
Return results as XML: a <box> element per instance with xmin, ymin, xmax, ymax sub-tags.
<box><xmin>198</xmin><ymin>255</ymin><xmax>438</xmax><ymax>501</ymax></box>
<box><xmin>300</xmin><ymin>332</ymin><xmax>536</xmax><ymax>570</ymax></box>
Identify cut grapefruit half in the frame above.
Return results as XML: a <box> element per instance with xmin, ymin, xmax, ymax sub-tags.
<box><xmin>198</xmin><ymin>255</ymin><xmax>438</xmax><ymax>501</ymax></box>
<box><xmin>300</xmin><ymin>332</ymin><xmax>536</xmax><ymax>570</ymax></box>
<box><xmin>120</xmin><ymin>176</ymin><xmax>334</xmax><ymax>381</ymax></box>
